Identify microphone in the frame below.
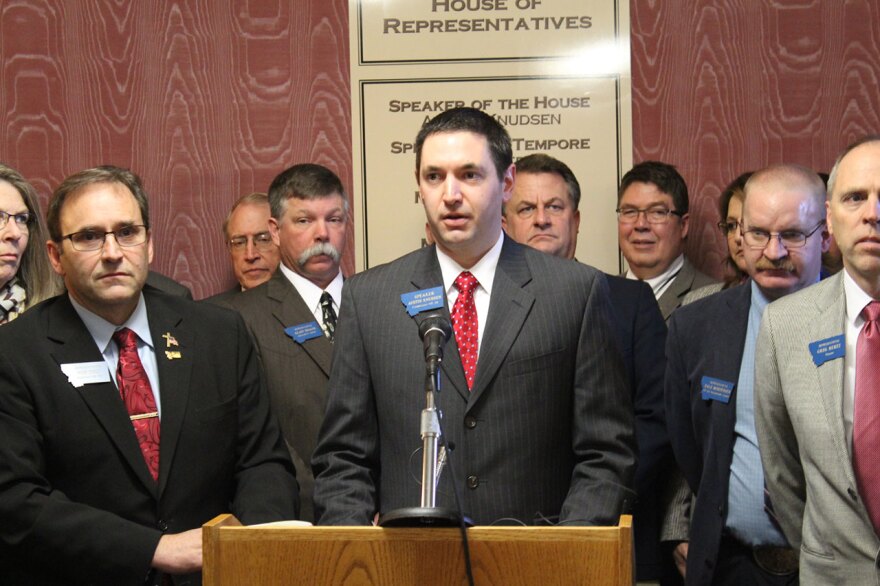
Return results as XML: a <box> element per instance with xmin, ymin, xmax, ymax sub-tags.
<box><xmin>419</xmin><ymin>313</ymin><xmax>452</xmax><ymax>372</ymax></box>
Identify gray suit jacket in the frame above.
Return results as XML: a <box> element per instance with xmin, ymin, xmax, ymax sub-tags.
<box><xmin>757</xmin><ymin>272</ymin><xmax>880</xmax><ymax>584</ymax></box>
<box><xmin>312</xmin><ymin>237</ymin><xmax>636</xmax><ymax>526</ymax></box>
<box><xmin>224</xmin><ymin>271</ymin><xmax>332</xmax><ymax>522</ymax></box>
<box><xmin>657</xmin><ymin>258</ymin><xmax>718</xmax><ymax>322</ymax></box>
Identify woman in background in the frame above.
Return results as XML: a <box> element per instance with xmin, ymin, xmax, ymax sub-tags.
<box><xmin>0</xmin><ymin>163</ymin><xmax>58</xmax><ymax>323</ymax></box>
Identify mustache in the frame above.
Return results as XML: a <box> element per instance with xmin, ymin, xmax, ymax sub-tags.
<box><xmin>297</xmin><ymin>242</ymin><xmax>340</xmax><ymax>267</ymax></box>
<box><xmin>754</xmin><ymin>257</ymin><xmax>796</xmax><ymax>272</ymax></box>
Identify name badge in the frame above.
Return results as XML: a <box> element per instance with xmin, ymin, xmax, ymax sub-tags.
<box><xmin>809</xmin><ymin>334</ymin><xmax>845</xmax><ymax>366</ymax></box>
<box><xmin>700</xmin><ymin>376</ymin><xmax>735</xmax><ymax>404</ymax></box>
<box><xmin>401</xmin><ymin>286</ymin><xmax>445</xmax><ymax>316</ymax></box>
<box><xmin>285</xmin><ymin>322</ymin><xmax>323</xmax><ymax>344</ymax></box>
<box><xmin>61</xmin><ymin>362</ymin><xmax>112</xmax><ymax>388</ymax></box>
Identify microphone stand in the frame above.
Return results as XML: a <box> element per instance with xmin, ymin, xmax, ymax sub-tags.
<box><xmin>379</xmin><ymin>324</ymin><xmax>472</xmax><ymax>527</ymax></box>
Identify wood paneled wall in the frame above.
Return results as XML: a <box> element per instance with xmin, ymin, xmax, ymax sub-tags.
<box><xmin>631</xmin><ymin>0</ymin><xmax>880</xmax><ymax>279</ymax></box>
<box><xmin>3</xmin><ymin>1</ymin><xmax>879</xmax><ymax>294</ymax></box>
<box><xmin>0</xmin><ymin>0</ymin><xmax>351</xmax><ymax>298</ymax></box>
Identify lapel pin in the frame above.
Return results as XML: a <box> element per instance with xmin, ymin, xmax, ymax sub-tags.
<box><xmin>165</xmin><ymin>350</ymin><xmax>182</xmax><ymax>360</ymax></box>
<box><xmin>162</xmin><ymin>332</ymin><xmax>179</xmax><ymax>348</ymax></box>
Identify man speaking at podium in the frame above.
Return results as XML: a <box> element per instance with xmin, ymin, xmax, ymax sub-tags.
<box><xmin>312</xmin><ymin>108</ymin><xmax>635</xmax><ymax>526</ymax></box>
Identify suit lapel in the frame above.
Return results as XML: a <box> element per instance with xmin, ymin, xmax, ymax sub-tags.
<box><xmin>468</xmin><ymin>239</ymin><xmax>534</xmax><ymax>408</ymax></box>
<box><xmin>658</xmin><ymin>259</ymin><xmax>696</xmax><ymax>320</ymax></box>
<box><xmin>146</xmin><ymin>292</ymin><xmax>193</xmax><ymax>497</ymax></box>
<box><xmin>268</xmin><ymin>273</ymin><xmax>332</xmax><ymax>377</ymax></box>
<box><xmin>409</xmin><ymin>247</ymin><xmax>469</xmax><ymax>401</ymax></box>
<box><xmin>47</xmin><ymin>296</ymin><xmax>158</xmax><ymax>495</ymax></box>
<box><xmin>809</xmin><ymin>275</ymin><xmax>853</xmax><ymax>483</ymax></box>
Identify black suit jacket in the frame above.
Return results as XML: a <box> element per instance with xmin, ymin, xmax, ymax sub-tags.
<box><xmin>312</xmin><ymin>237</ymin><xmax>636</xmax><ymax>526</ymax></box>
<box><xmin>606</xmin><ymin>276</ymin><xmax>671</xmax><ymax>580</ymax></box>
<box><xmin>664</xmin><ymin>283</ymin><xmax>751</xmax><ymax>586</ymax></box>
<box><xmin>0</xmin><ymin>289</ymin><xmax>298</xmax><ymax>585</ymax></box>
<box><xmin>223</xmin><ymin>271</ymin><xmax>333</xmax><ymax>522</ymax></box>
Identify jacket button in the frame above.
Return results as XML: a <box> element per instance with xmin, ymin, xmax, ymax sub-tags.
<box><xmin>467</xmin><ymin>475</ymin><xmax>479</xmax><ymax>489</ymax></box>
<box><xmin>464</xmin><ymin>416</ymin><xmax>477</xmax><ymax>429</ymax></box>
<box><xmin>158</xmin><ymin>519</ymin><xmax>168</xmax><ymax>531</ymax></box>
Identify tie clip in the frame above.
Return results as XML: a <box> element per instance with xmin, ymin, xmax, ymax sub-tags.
<box><xmin>130</xmin><ymin>411</ymin><xmax>158</xmax><ymax>421</ymax></box>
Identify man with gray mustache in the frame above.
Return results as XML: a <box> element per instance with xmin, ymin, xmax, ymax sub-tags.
<box><xmin>664</xmin><ymin>164</ymin><xmax>829</xmax><ymax>585</ymax></box>
<box><xmin>223</xmin><ymin>163</ymin><xmax>348</xmax><ymax>522</ymax></box>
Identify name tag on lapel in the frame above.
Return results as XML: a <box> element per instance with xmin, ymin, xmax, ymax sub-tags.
<box><xmin>809</xmin><ymin>334</ymin><xmax>845</xmax><ymax>366</ymax></box>
<box><xmin>401</xmin><ymin>287</ymin><xmax>444</xmax><ymax>316</ymax></box>
<box><xmin>61</xmin><ymin>362</ymin><xmax>111</xmax><ymax>388</ymax></box>
<box><xmin>285</xmin><ymin>322</ymin><xmax>323</xmax><ymax>344</ymax></box>
<box><xmin>700</xmin><ymin>376</ymin><xmax>734</xmax><ymax>404</ymax></box>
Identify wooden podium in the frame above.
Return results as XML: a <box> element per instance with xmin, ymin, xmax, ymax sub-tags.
<box><xmin>203</xmin><ymin>514</ymin><xmax>633</xmax><ymax>585</ymax></box>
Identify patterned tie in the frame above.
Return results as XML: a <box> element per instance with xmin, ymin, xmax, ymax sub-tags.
<box><xmin>452</xmin><ymin>271</ymin><xmax>479</xmax><ymax>390</ymax></box>
<box><xmin>320</xmin><ymin>291</ymin><xmax>337</xmax><ymax>342</ymax></box>
<box><xmin>113</xmin><ymin>328</ymin><xmax>160</xmax><ymax>482</ymax></box>
<box><xmin>854</xmin><ymin>300</ymin><xmax>880</xmax><ymax>533</ymax></box>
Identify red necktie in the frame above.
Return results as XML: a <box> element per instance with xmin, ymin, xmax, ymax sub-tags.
<box><xmin>854</xmin><ymin>301</ymin><xmax>880</xmax><ymax>532</ymax></box>
<box><xmin>113</xmin><ymin>328</ymin><xmax>160</xmax><ymax>482</ymax></box>
<box><xmin>452</xmin><ymin>272</ymin><xmax>479</xmax><ymax>390</ymax></box>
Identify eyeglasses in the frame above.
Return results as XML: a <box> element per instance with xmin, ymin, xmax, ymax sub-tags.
<box><xmin>62</xmin><ymin>225</ymin><xmax>148</xmax><ymax>252</ymax></box>
<box><xmin>616</xmin><ymin>206</ymin><xmax>683</xmax><ymax>224</ymax></box>
<box><xmin>0</xmin><ymin>210</ymin><xmax>30</xmax><ymax>230</ymax></box>
<box><xmin>742</xmin><ymin>221</ymin><xmax>825</xmax><ymax>250</ymax></box>
<box><xmin>227</xmin><ymin>231</ymin><xmax>274</xmax><ymax>253</ymax></box>
<box><xmin>718</xmin><ymin>220</ymin><xmax>740</xmax><ymax>235</ymax></box>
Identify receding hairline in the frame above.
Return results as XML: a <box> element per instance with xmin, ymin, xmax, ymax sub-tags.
<box><xmin>742</xmin><ymin>164</ymin><xmax>826</xmax><ymax>215</ymax></box>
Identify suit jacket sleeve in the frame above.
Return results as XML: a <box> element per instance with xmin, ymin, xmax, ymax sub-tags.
<box><xmin>560</xmin><ymin>272</ymin><xmax>637</xmax><ymax>524</ymax></box>
<box><xmin>0</xmin><ymin>349</ymin><xmax>161</xmax><ymax>583</ymax></box>
<box><xmin>755</xmin><ymin>307</ymin><xmax>805</xmax><ymax>548</ymax></box>
<box><xmin>228</xmin><ymin>311</ymin><xmax>301</xmax><ymax>523</ymax></box>
<box><xmin>311</xmin><ymin>279</ymin><xmax>379</xmax><ymax>525</ymax></box>
<box><xmin>664</xmin><ymin>312</ymin><xmax>702</xmax><ymax>493</ymax></box>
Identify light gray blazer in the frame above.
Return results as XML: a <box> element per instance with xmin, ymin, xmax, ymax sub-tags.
<box><xmin>756</xmin><ymin>272</ymin><xmax>880</xmax><ymax>584</ymax></box>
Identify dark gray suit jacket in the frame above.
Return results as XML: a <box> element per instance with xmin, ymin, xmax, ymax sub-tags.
<box><xmin>657</xmin><ymin>258</ymin><xmax>718</xmax><ymax>322</ymax></box>
<box><xmin>224</xmin><ymin>271</ymin><xmax>333</xmax><ymax>522</ymax></box>
<box><xmin>312</xmin><ymin>237</ymin><xmax>636</xmax><ymax>526</ymax></box>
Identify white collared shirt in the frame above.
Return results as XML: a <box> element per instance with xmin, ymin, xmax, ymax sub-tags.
<box><xmin>279</xmin><ymin>263</ymin><xmax>343</xmax><ymax>327</ymax></box>
<box><xmin>435</xmin><ymin>233</ymin><xmax>504</xmax><ymax>358</ymax></box>
<box><xmin>626</xmin><ymin>254</ymin><xmax>685</xmax><ymax>300</ymax></box>
<box><xmin>842</xmin><ymin>269</ymin><xmax>877</xmax><ymax>449</ymax></box>
<box><xmin>70</xmin><ymin>293</ymin><xmax>162</xmax><ymax>417</ymax></box>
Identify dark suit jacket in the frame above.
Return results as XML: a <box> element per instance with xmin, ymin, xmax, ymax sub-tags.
<box><xmin>606</xmin><ymin>276</ymin><xmax>671</xmax><ymax>581</ymax></box>
<box><xmin>223</xmin><ymin>271</ymin><xmax>333</xmax><ymax>522</ymax></box>
<box><xmin>0</xmin><ymin>289</ymin><xmax>298</xmax><ymax>585</ymax></box>
<box><xmin>312</xmin><ymin>237</ymin><xmax>636</xmax><ymax>526</ymax></box>
<box><xmin>664</xmin><ymin>283</ymin><xmax>751</xmax><ymax>586</ymax></box>
<box><xmin>657</xmin><ymin>258</ymin><xmax>718</xmax><ymax>322</ymax></box>
<box><xmin>203</xmin><ymin>285</ymin><xmax>242</xmax><ymax>306</ymax></box>
<box><xmin>146</xmin><ymin>270</ymin><xmax>193</xmax><ymax>299</ymax></box>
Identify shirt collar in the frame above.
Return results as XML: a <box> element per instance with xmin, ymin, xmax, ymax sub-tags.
<box><xmin>436</xmin><ymin>232</ymin><xmax>504</xmax><ymax>298</ymax></box>
<box><xmin>750</xmin><ymin>279</ymin><xmax>772</xmax><ymax>315</ymax></box>
<box><xmin>279</xmin><ymin>263</ymin><xmax>343</xmax><ymax>313</ymax></box>
<box><xmin>627</xmin><ymin>254</ymin><xmax>684</xmax><ymax>294</ymax></box>
<box><xmin>843</xmin><ymin>268</ymin><xmax>877</xmax><ymax>328</ymax></box>
<box><xmin>69</xmin><ymin>292</ymin><xmax>154</xmax><ymax>352</ymax></box>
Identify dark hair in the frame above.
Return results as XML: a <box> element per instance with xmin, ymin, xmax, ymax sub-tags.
<box><xmin>514</xmin><ymin>153</ymin><xmax>581</xmax><ymax>209</ymax></box>
<box><xmin>827</xmin><ymin>134</ymin><xmax>880</xmax><ymax>198</ymax></box>
<box><xmin>222</xmin><ymin>192</ymin><xmax>269</xmax><ymax>238</ymax></box>
<box><xmin>268</xmin><ymin>163</ymin><xmax>347</xmax><ymax>220</ymax></box>
<box><xmin>0</xmin><ymin>163</ymin><xmax>60</xmax><ymax>305</ymax></box>
<box><xmin>48</xmin><ymin>166</ymin><xmax>150</xmax><ymax>242</ymax></box>
<box><xmin>414</xmin><ymin>107</ymin><xmax>512</xmax><ymax>181</ymax></box>
<box><xmin>618</xmin><ymin>161</ymin><xmax>689</xmax><ymax>214</ymax></box>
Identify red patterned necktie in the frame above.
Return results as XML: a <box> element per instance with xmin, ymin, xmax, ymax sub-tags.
<box><xmin>113</xmin><ymin>328</ymin><xmax>160</xmax><ymax>482</ymax></box>
<box><xmin>854</xmin><ymin>300</ymin><xmax>880</xmax><ymax>533</ymax></box>
<box><xmin>452</xmin><ymin>271</ymin><xmax>479</xmax><ymax>390</ymax></box>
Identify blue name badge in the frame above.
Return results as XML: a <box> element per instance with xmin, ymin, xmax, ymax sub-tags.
<box><xmin>400</xmin><ymin>286</ymin><xmax>445</xmax><ymax>317</ymax></box>
<box><xmin>284</xmin><ymin>322</ymin><xmax>323</xmax><ymax>344</ymax></box>
<box><xmin>809</xmin><ymin>334</ymin><xmax>845</xmax><ymax>367</ymax></box>
<box><xmin>700</xmin><ymin>376</ymin><xmax>735</xmax><ymax>404</ymax></box>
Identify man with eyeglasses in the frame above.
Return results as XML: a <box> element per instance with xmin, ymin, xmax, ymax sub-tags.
<box><xmin>665</xmin><ymin>164</ymin><xmax>829</xmax><ymax>585</ymax></box>
<box><xmin>206</xmin><ymin>192</ymin><xmax>280</xmax><ymax>304</ymax></box>
<box><xmin>223</xmin><ymin>163</ymin><xmax>348</xmax><ymax>522</ymax></box>
<box><xmin>617</xmin><ymin>161</ymin><xmax>717</xmax><ymax>321</ymax></box>
<box><xmin>0</xmin><ymin>166</ymin><xmax>298</xmax><ymax>584</ymax></box>
<box><xmin>756</xmin><ymin>137</ymin><xmax>880</xmax><ymax>583</ymax></box>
